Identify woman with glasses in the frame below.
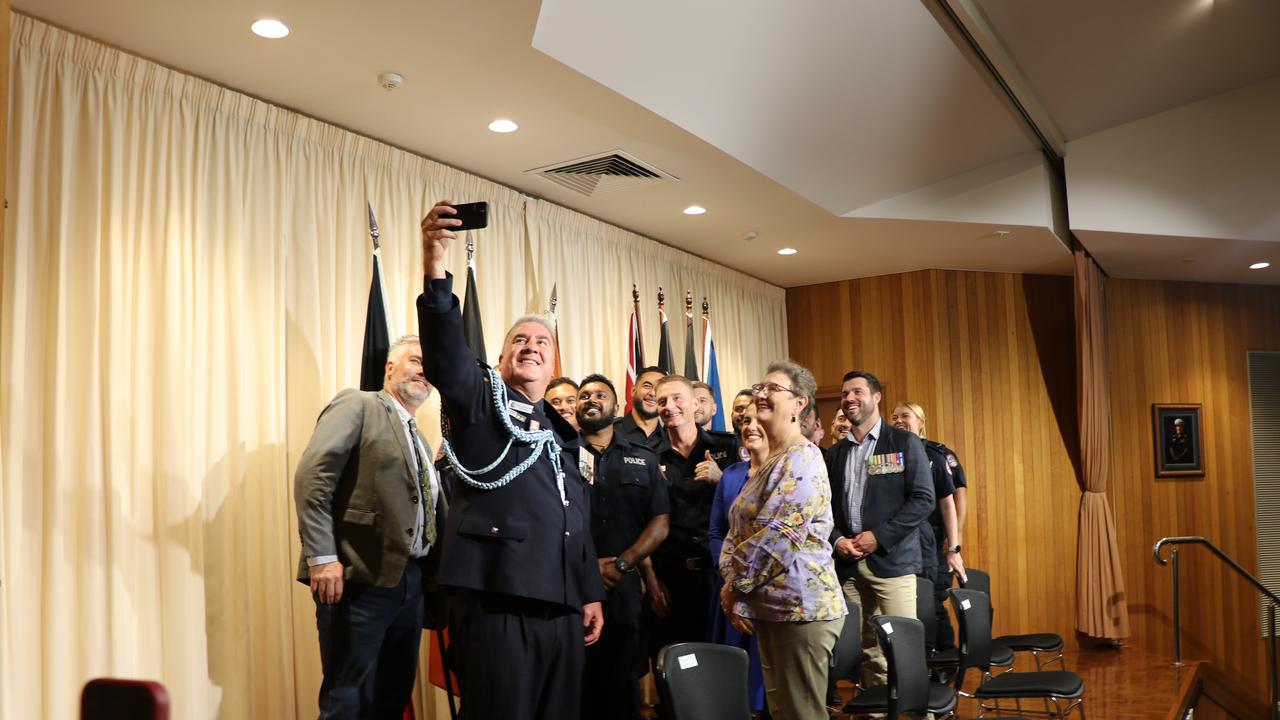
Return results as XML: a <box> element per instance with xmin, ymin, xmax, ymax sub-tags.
<box><xmin>719</xmin><ymin>361</ymin><xmax>846</xmax><ymax>720</ymax></box>
<box><xmin>708</xmin><ymin>400</ymin><xmax>769</xmax><ymax>716</ymax></box>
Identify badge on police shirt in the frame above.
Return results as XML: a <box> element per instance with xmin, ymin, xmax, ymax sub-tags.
<box><xmin>578</xmin><ymin>447</ymin><xmax>596</xmax><ymax>485</ymax></box>
<box><xmin>867</xmin><ymin>452</ymin><xmax>905</xmax><ymax>475</ymax></box>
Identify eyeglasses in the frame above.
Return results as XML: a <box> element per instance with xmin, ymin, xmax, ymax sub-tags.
<box><xmin>751</xmin><ymin>382</ymin><xmax>801</xmax><ymax>398</ymax></box>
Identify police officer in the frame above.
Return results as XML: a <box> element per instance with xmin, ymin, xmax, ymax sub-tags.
<box><xmin>616</xmin><ymin>366</ymin><xmax>666</xmax><ymax>451</ymax></box>
<box><xmin>418</xmin><ymin>200</ymin><xmax>604</xmax><ymax>720</ymax></box>
<box><xmin>925</xmin><ymin>438</ymin><xmax>967</xmax><ymax>647</ymax></box>
<box><xmin>576</xmin><ymin>374</ymin><xmax>670</xmax><ymax>720</ymax></box>
<box><xmin>645</xmin><ymin>375</ymin><xmax>738</xmax><ymax>668</ymax></box>
<box><xmin>890</xmin><ymin>402</ymin><xmax>967</xmax><ymax>650</ymax></box>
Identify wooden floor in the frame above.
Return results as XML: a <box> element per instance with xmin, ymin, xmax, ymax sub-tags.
<box><xmin>639</xmin><ymin>644</ymin><xmax>1209</xmax><ymax>719</ymax></box>
<box><xmin>945</xmin><ymin>644</ymin><xmax>1198</xmax><ymax>719</ymax></box>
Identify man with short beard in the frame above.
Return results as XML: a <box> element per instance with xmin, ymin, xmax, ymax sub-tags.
<box><xmin>616</xmin><ymin>366</ymin><xmax>665</xmax><ymax>451</ymax></box>
<box><xmin>576</xmin><ymin>374</ymin><xmax>670</xmax><ymax>720</ymax></box>
<box><xmin>691</xmin><ymin>381</ymin><xmax>718</xmax><ymax>431</ymax></box>
<box><xmin>294</xmin><ymin>335</ymin><xmax>449</xmax><ymax>719</ymax></box>
<box><xmin>644</xmin><ymin>375</ymin><xmax>738</xmax><ymax>671</ymax></box>
<box><xmin>730</xmin><ymin>389</ymin><xmax>754</xmax><ymax>433</ymax></box>
<box><xmin>825</xmin><ymin>370</ymin><xmax>933</xmax><ymax>689</ymax></box>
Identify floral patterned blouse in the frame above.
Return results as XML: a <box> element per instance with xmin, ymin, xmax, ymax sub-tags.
<box><xmin>719</xmin><ymin>440</ymin><xmax>846</xmax><ymax>623</ymax></box>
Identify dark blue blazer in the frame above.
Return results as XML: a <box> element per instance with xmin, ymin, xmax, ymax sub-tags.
<box><xmin>826</xmin><ymin>421</ymin><xmax>935</xmax><ymax>580</ymax></box>
<box><xmin>418</xmin><ymin>274</ymin><xmax>603</xmax><ymax>611</ymax></box>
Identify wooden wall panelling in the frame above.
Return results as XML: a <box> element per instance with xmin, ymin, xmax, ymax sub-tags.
<box><xmin>788</xmin><ymin>270</ymin><xmax>1082</xmax><ymax>645</ymax></box>
<box><xmin>1108</xmin><ymin>279</ymin><xmax>1280</xmax><ymax>699</ymax></box>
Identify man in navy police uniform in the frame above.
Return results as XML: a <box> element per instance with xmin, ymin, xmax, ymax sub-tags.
<box><xmin>418</xmin><ymin>200</ymin><xmax>604</xmax><ymax>720</ymax></box>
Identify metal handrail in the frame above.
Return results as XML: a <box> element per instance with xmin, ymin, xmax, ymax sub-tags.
<box><xmin>1155</xmin><ymin>536</ymin><xmax>1280</xmax><ymax>605</ymax></box>
<box><xmin>1153</xmin><ymin>535</ymin><xmax>1279</xmax><ymax>720</ymax></box>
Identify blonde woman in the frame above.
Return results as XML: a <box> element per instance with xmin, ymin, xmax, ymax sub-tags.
<box><xmin>720</xmin><ymin>360</ymin><xmax>845</xmax><ymax>720</ymax></box>
<box><xmin>889</xmin><ymin>402</ymin><xmax>967</xmax><ymax>648</ymax></box>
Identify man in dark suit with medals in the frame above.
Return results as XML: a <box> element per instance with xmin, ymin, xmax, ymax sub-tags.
<box><xmin>825</xmin><ymin>371</ymin><xmax>934</xmax><ymax>689</ymax></box>
<box><xmin>294</xmin><ymin>335</ymin><xmax>448</xmax><ymax>719</ymax></box>
<box><xmin>418</xmin><ymin>200</ymin><xmax>604</xmax><ymax>720</ymax></box>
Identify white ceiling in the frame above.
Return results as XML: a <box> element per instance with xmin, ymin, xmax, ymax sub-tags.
<box><xmin>13</xmin><ymin>0</ymin><xmax>1279</xmax><ymax>287</ymax></box>
<box><xmin>976</xmin><ymin>0</ymin><xmax>1280</xmax><ymax>140</ymax></box>
<box><xmin>532</xmin><ymin>0</ymin><xmax>1035</xmax><ymax>217</ymax></box>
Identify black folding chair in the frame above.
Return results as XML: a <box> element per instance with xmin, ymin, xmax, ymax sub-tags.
<box><xmin>962</xmin><ymin>568</ymin><xmax>1066</xmax><ymax>670</ymax></box>
<box><xmin>950</xmin><ymin>588</ymin><xmax>1086</xmax><ymax>718</ymax></box>
<box><xmin>843</xmin><ymin>616</ymin><xmax>957</xmax><ymax>719</ymax></box>
<box><xmin>656</xmin><ymin>642</ymin><xmax>752</xmax><ymax>720</ymax></box>
<box><xmin>917</xmin><ymin>575</ymin><xmax>1013</xmax><ymax>679</ymax></box>
<box><xmin>830</xmin><ymin>599</ymin><xmax>865</xmax><ymax>687</ymax></box>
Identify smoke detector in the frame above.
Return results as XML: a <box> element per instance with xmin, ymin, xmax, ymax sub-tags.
<box><xmin>378</xmin><ymin>72</ymin><xmax>403</xmax><ymax>91</ymax></box>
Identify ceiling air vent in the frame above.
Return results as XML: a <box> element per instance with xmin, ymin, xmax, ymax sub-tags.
<box><xmin>527</xmin><ymin>150</ymin><xmax>678</xmax><ymax>196</ymax></box>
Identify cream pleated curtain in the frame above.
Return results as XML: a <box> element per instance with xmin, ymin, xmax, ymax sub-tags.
<box><xmin>0</xmin><ymin>15</ymin><xmax>787</xmax><ymax>720</ymax></box>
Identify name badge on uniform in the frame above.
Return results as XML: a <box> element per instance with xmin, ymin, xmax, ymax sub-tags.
<box><xmin>867</xmin><ymin>452</ymin><xmax>905</xmax><ymax>475</ymax></box>
<box><xmin>578</xmin><ymin>447</ymin><xmax>596</xmax><ymax>485</ymax></box>
<box><xmin>508</xmin><ymin>399</ymin><xmax>534</xmax><ymax>414</ymax></box>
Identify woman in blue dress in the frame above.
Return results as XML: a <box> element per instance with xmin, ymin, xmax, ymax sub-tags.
<box><xmin>708</xmin><ymin>400</ymin><xmax>769</xmax><ymax>716</ymax></box>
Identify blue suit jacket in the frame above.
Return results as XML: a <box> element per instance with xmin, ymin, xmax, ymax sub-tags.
<box><xmin>826</xmin><ymin>422</ymin><xmax>935</xmax><ymax>580</ymax></box>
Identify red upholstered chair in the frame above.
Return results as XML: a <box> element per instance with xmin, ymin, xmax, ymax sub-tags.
<box><xmin>81</xmin><ymin>678</ymin><xmax>170</xmax><ymax>720</ymax></box>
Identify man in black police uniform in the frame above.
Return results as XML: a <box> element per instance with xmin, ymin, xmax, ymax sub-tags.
<box><xmin>923</xmin><ymin>438</ymin><xmax>967</xmax><ymax>649</ymax></box>
<box><xmin>616</xmin><ymin>366</ymin><xmax>666</xmax><ymax>451</ymax></box>
<box><xmin>645</xmin><ymin>374</ymin><xmax>737</xmax><ymax>667</ymax></box>
<box><xmin>576</xmin><ymin>374</ymin><xmax>670</xmax><ymax>720</ymax></box>
<box><xmin>418</xmin><ymin>200</ymin><xmax>604</xmax><ymax>720</ymax></box>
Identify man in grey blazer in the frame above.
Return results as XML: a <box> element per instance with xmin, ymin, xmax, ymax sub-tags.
<box><xmin>825</xmin><ymin>370</ymin><xmax>934</xmax><ymax>689</ymax></box>
<box><xmin>295</xmin><ymin>335</ymin><xmax>448</xmax><ymax>720</ymax></box>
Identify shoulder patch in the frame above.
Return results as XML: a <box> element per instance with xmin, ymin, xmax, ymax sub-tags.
<box><xmin>947</xmin><ymin>454</ymin><xmax>959</xmax><ymax>469</ymax></box>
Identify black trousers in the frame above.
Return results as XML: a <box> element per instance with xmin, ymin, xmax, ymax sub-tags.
<box><xmin>644</xmin><ymin>560</ymin><xmax>714</xmax><ymax>670</ymax></box>
<box><xmin>450</xmin><ymin>591</ymin><xmax>584</xmax><ymax>720</ymax></box>
<box><xmin>314</xmin><ymin>561</ymin><xmax>424</xmax><ymax>720</ymax></box>
<box><xmin>933</xmin><ymin>548</ymin><xmax>956</xmax><ymax>649</ymax></box>
<box><xmin>583</xmin><ymin>620</ymin><xmax>643</xmax><ymax>720</ymax></box>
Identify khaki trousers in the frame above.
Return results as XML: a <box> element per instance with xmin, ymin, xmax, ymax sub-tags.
<box><xmin>755</xmin><ymin>616</ymin><xmax>844</xmax><ymax>720</ymax></box>
<box><xmin>842</xmin><ymin>562</ymin><xmax>917</xmax><ymax>688</ymax></box>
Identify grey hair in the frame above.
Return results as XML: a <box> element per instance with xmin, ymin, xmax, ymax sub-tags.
<box><xmin>503</xmin><ymin>314</ymin><xmax>556</xmax><ymax>346</ymax></box>
<box><xmin>766</xmin><ymin>359</ymin><xmax>817</xmax><ymax>417</ymax></box>
<box><xmin>387</xmin><ymin>335</ymin><xmax>421</xmax><ymax>363</ymax></box>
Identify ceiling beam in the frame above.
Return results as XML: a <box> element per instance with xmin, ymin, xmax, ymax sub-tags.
<box><xmin>921</xmin><ymin>0</ymin><xmax>1067</xmax><ymax>160</ymax></box>
<box><xmin>922</xmin><ymin>0</ymin><xmax>1072</xmax><ymax>252</ymax></box>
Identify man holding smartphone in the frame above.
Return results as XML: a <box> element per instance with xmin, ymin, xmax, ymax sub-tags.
<box><xmin>418</xmin><ymin>200</ymin><xmax>604</xmax><ymax>720</ymax></box>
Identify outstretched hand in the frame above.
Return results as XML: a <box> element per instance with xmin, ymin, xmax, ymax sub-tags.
<box><xmin>421</xmin><ymin>200</ymin><xmax>461</xmax><ymax>279</ymax></box>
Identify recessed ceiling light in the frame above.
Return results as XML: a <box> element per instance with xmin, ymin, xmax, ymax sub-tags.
<box><xmin>683</xmin><ymin>205</ymin><xmax>707</xmax><ymax>215</ymax></box>
<box><xmin>250</xmin><ymin>19</ymin><xmax>289</xmax><ymax>39</ymax></box>
<box><xmin>488</xmin><ymin>119</ymin><xmax>518</xmax><ymax>133</ymax></box>
<box><xmin>1250</xmin><ymin>262</ymin><xmax>1270</xmax><ymax>270</ymax></box>
<box><xmin>777</xmin><ymin>247</ymin><xmax>798</xmax><ymax>256</ymax></box>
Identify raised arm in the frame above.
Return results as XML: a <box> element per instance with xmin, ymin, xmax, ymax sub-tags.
<box><xmin>416</xmin><ymin>201</ymin><xmax>488</xmax><ymax>424</ymax></box>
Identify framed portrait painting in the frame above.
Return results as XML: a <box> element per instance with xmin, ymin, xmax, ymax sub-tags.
<box><xmin>1153</xmin><ymin>403</ymin><xmax>1204</xmax><ymax>477</ymax></box>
